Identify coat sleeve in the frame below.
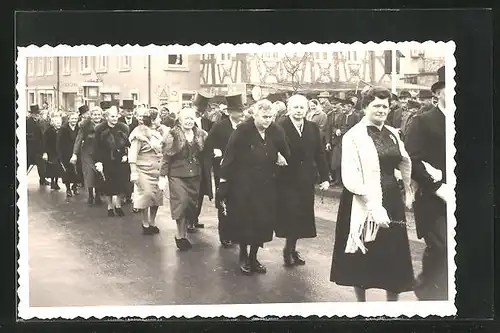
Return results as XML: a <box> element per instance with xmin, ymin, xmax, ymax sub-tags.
<box><xmin>93</xmin><ymin>126</ymin><xmax>104</xmax><ymax>164</ymax></box>
<box><xmin>341</xmin><ymin>133</ymin><xmax>368</xmax><ymax>196</ymax></box>
<box><xmin>56</xmin><ymin>128</ymin><xmax>64</xmax><ymax>163</ymax></box>
<box><xmin>273</xmin><ymin>124</ymin><xmax>291</xmax><ymax>161</ymax></box>
<box><xmin>404</xmin><ymin>115</ymin><xmax>442</xmax><ymax>193</ymax></box>
<box><xmin>312</xmin><ymin>124</ymin><xmax>330</xmax><ymax>183</ymax></box>
<box><xmin>72</xmin><ymin>126</ymin><xmax>84</xmax><ymax>156</ymax></box>
<box><xmin>219</xmin><ymin>128</ymin><xmax>241</xmax><ymax>182</ymax></box>
<box><xmin>127</xmin><ymin>139</ymin><xmax>140</xmax><ymax>164</ymax></box>
<box><xmin>317</xmin><ymin>113</ymin><xmax>328</xmax><ymax>145</ymax></box>
<box><xmin>160</xmin><ymin>129</ymin><xmax>173</xmax><ymax>176</ymax></box>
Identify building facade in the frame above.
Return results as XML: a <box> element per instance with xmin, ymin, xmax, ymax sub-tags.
<box><xmin>25</xmin><ymin>54</ymin><xmax>201</xmax><ymax>114</ymax></box>
<box><xmin>199</xmin><ymin>47</ymin><xmax>445</xmax><ymax>99</ymax></box>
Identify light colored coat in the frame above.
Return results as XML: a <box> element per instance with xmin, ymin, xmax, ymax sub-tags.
<box><xmin>341</xmin><ymin>117</ymin><xmax>413</xmax><ymax>254</ymax></box>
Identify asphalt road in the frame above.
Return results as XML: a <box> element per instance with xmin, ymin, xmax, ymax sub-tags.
<box><xmin>24</xmin><ymin>170</ymin><xmax>424</xmax><ymax>307</ymax></box>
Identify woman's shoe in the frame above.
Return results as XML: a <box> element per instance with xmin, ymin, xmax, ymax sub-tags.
<box><xmin>115</xmin><ymin>208</ymin><xmax>125</xmax><ymax>217</ymax></box>
<box><xmin>240</xmin><ymin>259</ymin><xmax>253</xmax><ymax>275</ymax></box>
<box><xmin>283</xmin><ymin>248</ymin><xmax>294</xmax><ymax>267</ymax></box>
<box><xmin>175</xmin><ymin>237</ymin><xmax>192</xmax><ymax>251</ymax></box>
<box><xmin>66</xmin><ymin>189</ymin><xmax>73</xmax><ymax>198</ymax></box>
<box><xmin>291</xmin><ymin>251</ymin><xmax>306</xmax><ymax>265</ymax></box>
<box><xmin>107</xmin><ymin>209</ymin><xmax>115</xmax><ymax>217</ymax></box>
<box><xmin>251</xmin><ymin>259</ymin><xmax>267</xmax><ymax>274</ymax></box>
<box><xmin>142</xmin><ymin>225</ymin><xmax>155</xmax><ymax>235</ymax></box>
<box><xmin>150</xmin><ymin>226</ymin><xmax>160</xmax><ymax>234</ymax></box>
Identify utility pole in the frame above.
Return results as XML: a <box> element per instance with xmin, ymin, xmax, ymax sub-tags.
<box><xmin>56</xmin><ymin>56</ymin><xmax>60</xmax><ymax>110</ymax></box>
<box><xmin>391</xmin><ymin>46</ymin><xmax>397</xmax><ymax>93</ymax></box>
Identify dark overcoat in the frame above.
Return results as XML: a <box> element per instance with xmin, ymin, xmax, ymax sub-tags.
<box><xmin>118</xmin><ymin>116</ymin><xmax>139</xmax><ymax>133</ymax></box>
<box><xmin>404</xmin><ymin>106</ymin><xmax>446</xmax><ymax>239</ymax></box>
<box><xmin>196</xmin><ymin>117</ymin><xmax>214</xmax><ymax>200</ymax></box>
<box><xmin>26</xmin><ymin>116</ymin><xmax>45</xmax><ymax>164</ymax></box>
<box><xmin>275</xmin><ymin>117</ymin><xmax>330</xmax><ymax>239</ymax></box>
<box><xmin>43</xmin><ymin>126</ymin><xmax>63</xmax><ymax>178</ymax></box>
<box><xmin>220</xmin><ymin>118</ymin><xmax>290</xmax><ymax>245</ymax></box>
<box><xmin>73</xmin><ymin>119</ymin><xmax>104</xmax><ymax>188</ymax></box>
<box><xmin>57</xmin><ymin>123</ymin><xmax>80</xmax><ymax>183</ymax></box>
<box><xmin>204</xmin><ymin>117</ymin><xmax>236</xmax><ymax>186</ymax></box>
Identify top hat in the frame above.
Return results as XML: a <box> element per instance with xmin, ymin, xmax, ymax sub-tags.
<box><xmin>418</xmin><ymin>90</ymin><xmax>433</xmax><ymax>99</ymax></box>
<box><xmin>29</xmin><ymin>104</ymin><xmax>40</xmax><ymax>114</ymax></box>
<box><xmin>431</xmin><ymin>66</ymin><xmax>445</xmax><ymax>94</ymax></box>
<box><xmin>318</xmin><ymin>91</ymin><xmax>331</xmax><ymax>98</ymax></box>
<box><xmin>225</xmin><ymin>94</ymin><xmax>245</xmax><ymax>112</ymax></box>
<box><xmin>193</xmin><ymin>92</ymin><xmax>211</xmax><ymax>111</ymax></box>
<box><xmin>78</xmin><ymin>105</ymin><xmax>89</xmax><ymax>115</ymax></box>
<box><xmin>120</xmin><ymin>100</ymin><xmax>135</xmax><ymax>109</ymax></box>
<box><xmin>341</xmin><ymin>98</ymin><xmax>355</xmax><ymax>106</ymax></box>
<box><xmin>399</xmin><ymin>90</ymin><xmax>412</xmax><ymax>99</ymax></box>
<box><xmin>100</xmin><ymin>101</ymin><xmax>112</xmax><ymax>110</ymax></box>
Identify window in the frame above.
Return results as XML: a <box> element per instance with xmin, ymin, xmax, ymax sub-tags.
<box><xmin>165</xmin><ymin>54</ymin><xmax>188</xmax><ymax>70</ymax></box>
<box><xmin>79</xmin><ymin>56</ymin><xmax>91</xmax><ymax>74</ymax></box>
<box><xmin>131</xmin><ymin>92</ymin><xmax>139</xmax><ymax>101</ymax></box>
<box><xmin>119</xmin><ymin>56</ymin><xmax>131</xmax><ymax>71</ymax></box>
<box><xmin>85</xmin><ymin>87</ymin><xmax>99</xmax><ymax>99</ymax></box>
<box><xmin>27</xmin><ymin>58</ymin><xmax>34</xmax><ymax>76</ymax></box>
<box><xmin>63</xmin><ymin>57</ymin><xmax>71</xmax><ymax>75</ymax></box>
<box><xmin>36</xmin><ymin>57</ymin><xmax>45</xmax><ymax>76</ymax></box>
<box><xmin>29</xmin><ymin>92</ymin><xmax>35</xmax><ymax>105</ymax></box>
<box><xmin>46</xmin><ymin>57</ymin><xmax>54</xmax><ymax>75</ymax></box>
<box><xmin>96</xmin><ymin>56</ymin><xmax>107</xmax><ymax>73</ymax></box>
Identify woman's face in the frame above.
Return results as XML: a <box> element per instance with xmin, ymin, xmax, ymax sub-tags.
<box><xmin>136</xmin><ymin>112</ymin><xmax>144</xmax><ymax>125</ymax></box>
<box><xmin>254</xmin><ymin>107</ymin><xmax>275</xmax><ymax>130</ymax></box>
<box><xmin>178</xmin><ymin>109</ymin><xmax>195</xmax><ymax>130</ymax></box>
<box><xmin>68</xmin><ymin>113</ymin><xmax>79</xmax><ymax>127</ymax></box>
<box><xmin>106</xmin><ymin>108</ymin><xmax>119</xmax><ymax>126</ymax></box>
<box><xmin>363</xmin><ymin>97</ymin><xmax>390</xmax><ymax>126</ymax></box>
<box><xmin>91</xmin><ymin>110</ymin><xmax>103</xmax><ymax>123</ymax></box>
<box><xmin>308</xmin><ymin>101</ymin><xmax>317</xmax><ymax>111</ymax></box>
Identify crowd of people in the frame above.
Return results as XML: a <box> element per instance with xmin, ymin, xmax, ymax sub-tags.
<box><xmin>25</xmin><ymin>66</ymin><xmax>449</xmax><ymax>302</ymax></box>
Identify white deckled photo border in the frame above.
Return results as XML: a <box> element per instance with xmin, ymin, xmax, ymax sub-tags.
<box><xmin>16</xmin><ymin>41</ymin><xmax>457</xmax><ymax>319</ymax></box>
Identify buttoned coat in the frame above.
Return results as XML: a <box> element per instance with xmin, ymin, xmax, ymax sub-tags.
<box><xmin>275</xmin><ymin>117</ymin><xmax>330</xmax><ymax>239</ymax></box>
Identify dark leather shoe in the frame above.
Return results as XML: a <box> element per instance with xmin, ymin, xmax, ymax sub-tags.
<box><xmin>142</xmin><ymin>225</ymin><xmax>155</xmax><ymax>235</ymax></box>
<box><xmin>150</xmin><ymin>226</ymin><xmax>160</xmax><ymax>234</ymax></box>
<box><xmin>291</xmin><ymin>251</ymin><xmax>306</xmax><ymax>265</ymax></box>
<box><xmin>195</xmin><ymin>223</ymin><xmax>205</xmax><ymax>228</ymax></box>
<box><xmin>283</xmin><ymin>248</ymin><xmax>293</xmax><ymax>267</ymax></box>
<box><xmin>175</xmin><ymin>237</ymin><xmax>192</xmax><ymax>251</ymax></box>
<box><xmin>240</xmin><ymin>259</ymin><xmax>253</xmax><ymax>275</ymax></box>
<box><xmin>66</xmin><ymin>189</ymin><xmax>73</xmax><ymax>197</ymax></box>
<box><xmin>251</xmin><ymin>259</ymin><xmax>267</xmax><ymax>274</ymax></box>
<box><xmin>115</xmin><ymin>208</ymin><xmax>125</xmax><ymax>217</ymax></box>
<box><xmin>187</xmin><ymin>224</ymin><xmax>197</xmax><ymax>233</ymax></box>
<box><xmin>39</xmin><ymin>179</ymin><xmax>49</xmax><ymax>186</ymax></box>
<box><xmin>221</xmin><ymin>240</ymin><xmax>232</xmax><ymax>248</ymax></box>
<box><xmin>71</xmin><ymin>185</ymin><xmax>79</xmax><ymax>195</ymax></box>
<box><xmin>107</xmin><ymin>209</ymin><xmax>115</xmax><ymax>217</ymax></box>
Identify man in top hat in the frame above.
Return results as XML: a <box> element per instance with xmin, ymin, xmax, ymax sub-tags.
<box><xmin>117</xmin><ymin>99</ymin><xmax>138</xmax><ymax>205</ymax></box>
<box><xmin>189</xmin><ymin>91</ymin><xmax>215</xmax><ymax>231</ymax></box>
<box><xmin>118</xmin><ymin>100</ymin><xmax>139</xmax><ymax>133</ymax></box>
<box><xmin>26</xmin><ymin>104</ymin><xmax>49</xmax><ymax>186</ymax></box>
<box><xmin>404</xmin><ymin>65</ymin><xmax>449</xmax><ymax>300</ymax></box>
<box><xmin>204</xmin><ymin>93</ymin><xmax>246</xmax><ymax>247</ymax></box>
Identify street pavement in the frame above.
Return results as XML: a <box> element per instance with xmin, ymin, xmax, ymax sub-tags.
<box><xmin>25</xmin><ymin>170</ymin><xmax>424</xmax><ymax>307</ymax></box>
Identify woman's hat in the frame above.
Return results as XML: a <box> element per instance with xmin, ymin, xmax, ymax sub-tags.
<box><xmin>193</xmin><ymin>92</ymin><xmax>211</xmax><ymax>111</ymax></box>
<box><xmin>431</xmin><ymin>66</ymin><xmax>445</xmax><ymax>94</ymax></box>
<box><xmin>29</xmin><ymin>104</ymin><xmax>40</xmax><ymax>114</ymax></box>
<box><xmin>399</xmin><ymin>90</ymin><xmax>412</xmax><ymax>99</ymax></box>
<box><xmin>78</xmin><ymin>105</ymin><xmax>89</xmax><ymax>115</ymax></box>
<box><xmin>120</xmin><ymin>99</ymin><xmax>135</xmax><ymax>110</ymax></box>
<box><xmin>225</xmin><ymin>94</ymin><xmax>244</xmax><ymax>112</ymax></box>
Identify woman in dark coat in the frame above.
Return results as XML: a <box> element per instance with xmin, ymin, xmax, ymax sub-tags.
<box><xmin>159</xmin><ymin>107</ymin><xmax>208</xmax><ymax>250</ymax></box>
<box><xmin>330</xmin><ymin>87</ymin><xmax>415</xmax><ymax>301</ymax></box>
<box><xmin>276</xmin><ymin>95</ymin><xmax>330</xmax><ymax>266</ymax></box>
<box><xmin>71</xmin><ymin>106</ymin><xmax>104</xmax><ymax>205</ymax></box>
<box><xmin>42</xmin><ymin>115</ymin><xmax>63</xmax><ymax>190</ymax></box>
<box><xmin>93</xmin><ymin>106</ymin><xmax>130</xmax><ymax>217</ymax></box>
<box><xmin>217</xmin><ymin>99</ymin><xmax>290</xmax><ymax>275</ymax></box>
<box><xmin>57</xmin><ymin>111</ymin><xmax>80</xmax><ymax>198</ymax></box>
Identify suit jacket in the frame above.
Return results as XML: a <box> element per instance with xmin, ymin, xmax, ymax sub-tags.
<box><xmin>404</xmin><ymin>106</ymin><xmax>446</xmax><ymax>238</ymax></box>
<box><xmin>118</xmin><ymin>116</ymin><xmax>139</xmax><ymax>133</ymax></box>
<box><xmin>387</xmin><ymin>107</ymin><xmax>404</xmax><ymax>128</ymax></box>
<box><xmin>26</xmin><ymin>116</ymin><xmax>45</xmax><ymax>157</ymax></box>
<box><xmin>57</xmin><ymin>123</ymin><xmax>79</xmax><ymax>165</ymax></box>
<box><xmin>306</xmin><ymin>110</ymin><xmax>328</xmax><ymax>145</ymax></box>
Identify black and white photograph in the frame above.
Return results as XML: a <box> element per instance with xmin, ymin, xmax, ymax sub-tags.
<box><xmin>16</xmin><ymin>42</ymin><xmax>456</xmax><ymax>319</ymax></box>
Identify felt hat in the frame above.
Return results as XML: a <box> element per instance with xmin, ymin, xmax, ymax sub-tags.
<box><xmin>431</xmin><ymin>66</ymin><xmax>445</xmax><ymax>94</ymax></box>
<box><xmin>390</xmin><ymin>93</ymin><xmax>399</xmax><ymax>101</ymax></box>
<box><xmin>100</xmin><ymin>101</ymin><xmax>112</xmax><ymax>110</ymax></box>
<box><xmin>418</xmin><ymin>90</ymin><xmax>433</xmax><ymax>99</ymax></box>
<box><xmin>399</xmin><ymin>90</ymin><xmax>412</xmax><ymax>99</ymax></box>
<box><xmin>120</xmin><ymin>99</ymin><xmax>135</xmax><ymax>109</ymax></box>
<box><xmin>29</xmin><ymin>104</ymin><xmax>40</xmax><ymax>114</ymax></box>
<box><xmin>407</xmin><ymin>100</ymin><xmax>421</xmax><ymax>110</ymax></box>
<box><xmin>225</xmin><ymin>94</ymin><xmax>245</xmax><ymax>112</ymax></box>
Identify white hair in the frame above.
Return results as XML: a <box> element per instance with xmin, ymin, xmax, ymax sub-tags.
<box><xmin>287</xmin><ymin>94</ymin><xmax>308</xmax><ymax>110</ymax></box>
<box><xmin>104</xmin><ymin>106</ymin><xmax>119</xmax><ymax>118</ymax></box>
<box><xmin>178</xmin><ymin>107</ymin><xmax>196</xmax><ymax>119</ymax></box>
<box><xmin>253</xmin><ymin>99</ymin><xmax>274</xmax><ymax>115</ymax></box>
<box><xmin>90</xmin><ymin>106</ymin><xmax>103</xmax><ymax>115</ymax></box>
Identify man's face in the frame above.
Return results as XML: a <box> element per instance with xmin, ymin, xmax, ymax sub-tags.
<box><xmin>399</xmin><ymin>97</ymin><xmax>409</xmax><ymax>107</ymax></box>
<box><xmin>287</xmin><ymin>98</ymin><xmax>308</xmax><ymax>120</ymax></box>
<box><xmin>124</xmin><ymin>109</ymin><xmax>133</xmax><ymax>118</ymax></box>
<box><xmin>436</xmin><ymin>87</ymin><xmax>446</xmax><ymax>108</ymax></box>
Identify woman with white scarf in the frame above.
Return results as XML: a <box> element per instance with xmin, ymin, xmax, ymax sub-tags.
<box><xmin>330</xmin><ymin>87</ymin><xmax>415</xmax><ymax>302</ymax></box>
<box><xmin>128</xmin><ymin>108</ymin><xmax>169</xmax><ymax>235</ymax></box>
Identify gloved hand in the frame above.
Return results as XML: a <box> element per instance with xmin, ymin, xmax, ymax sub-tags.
<box><xmin>95</xmin><ymin>162</ymin><xmax>103</xmax><ymax>173</ymax></box>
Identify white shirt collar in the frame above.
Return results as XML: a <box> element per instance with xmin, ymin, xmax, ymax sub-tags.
<box><xmin>229</xmin><ymin>118</ymin><xmax>238</xmax><ymax>130</ymax></box>
<box><xmin>289</xmin><ymin>116</ymin><xmax>304</xmax><ymax>135</ymax></box>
